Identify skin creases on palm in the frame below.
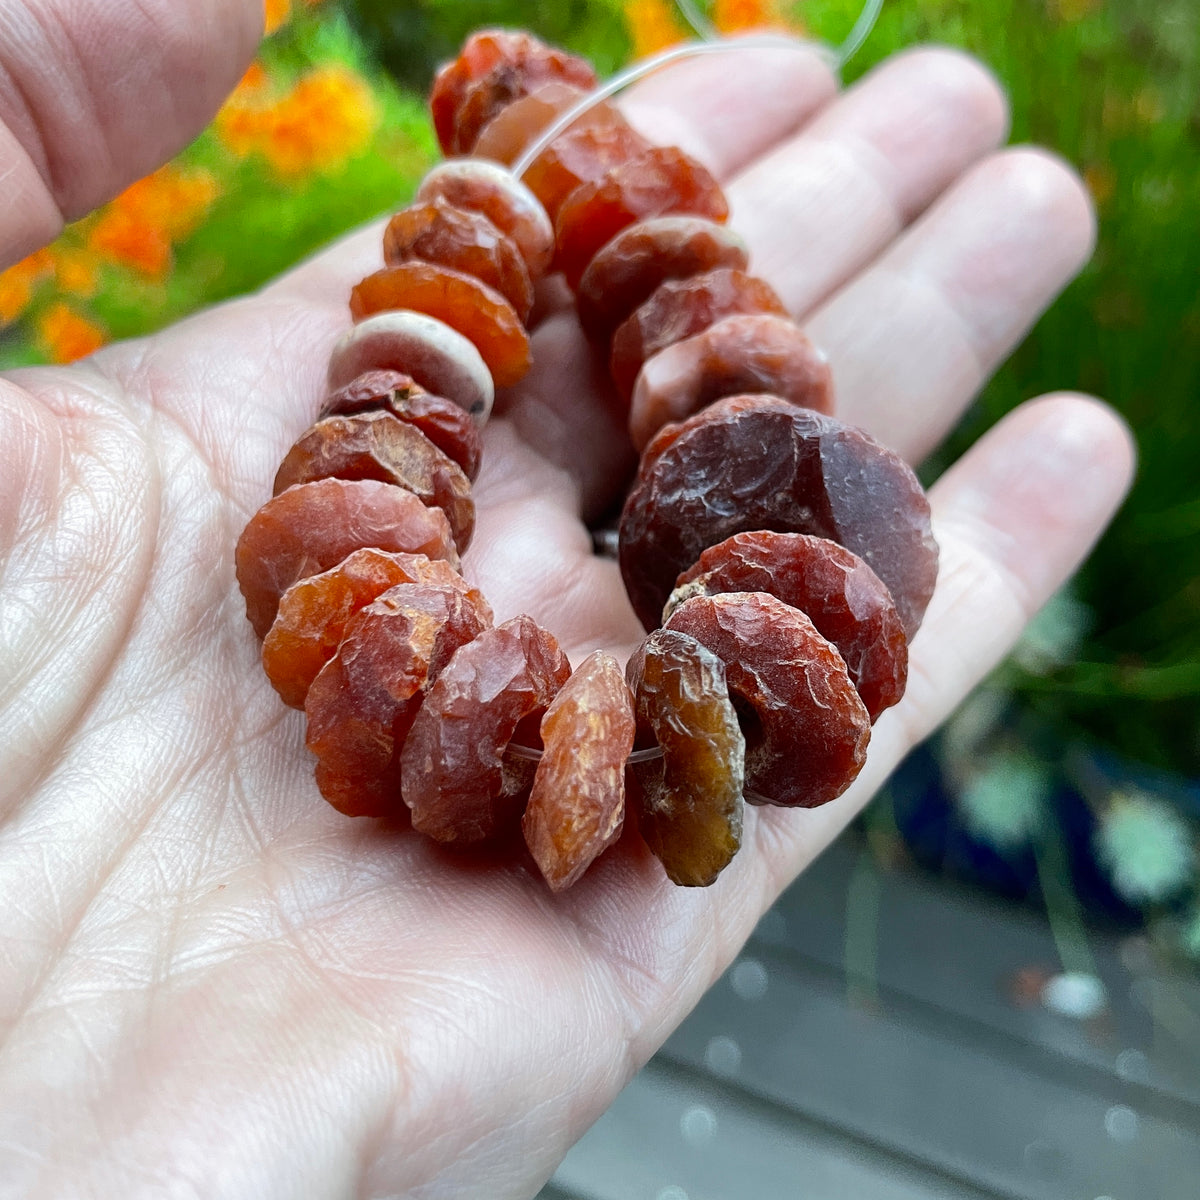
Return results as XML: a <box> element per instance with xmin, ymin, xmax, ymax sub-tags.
<box><xmin>0</xmin><ymin>37</ymin><xmax>1134</xmax><ymax>1200</ymax></box>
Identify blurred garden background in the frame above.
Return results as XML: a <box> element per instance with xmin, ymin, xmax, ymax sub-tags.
<box><xmin>1</xmin><ymin>0</ymin><xmax>1196</xmax><ymax>966</ymax></box>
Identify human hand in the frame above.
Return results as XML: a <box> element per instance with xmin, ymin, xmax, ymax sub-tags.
<box><xmin>0</xmin><ymin>4</ymin><xmax>1134</xmax><ymax>1196</ymax></box>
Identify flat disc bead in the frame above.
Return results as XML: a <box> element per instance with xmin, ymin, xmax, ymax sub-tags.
<box><xmin>327</xmin><ymin>311</ymin><xmax>494</xmax><ymax>423</ymax></box>
<box><xmin>522</xmin><ymin>651</ymin><xmax>634</xmax><ymax>891</ymax></box>
<box><xmin>430</xmin><ymin>30</ymin><xmax>597</xmax><ymax>155</ymax></box>
<box><xmin>272</xmin><ymin>412</ymin><xmax>475</xmax><ymax>551</ymax></box>
<box><xmin>521</xmin><ymin>108</ymin><xmax>652</xmax><ymax>223</ymax></box>
<box><xmin>322</xmin><ymin>370</ymin><xmax>483</xmax><ymax>481</ymax></box>
<box><xmin>629</xmin><ymin>313</ymin><xmax>833</xmax><ymax>451</ymax></box>
<box><xmin>417</xmin><ymin>160</ymin><xmax>555</xmax><ymax>278</ymax></box>
<box><xmin>575</xmin><ymin>217</ymin><xmax>750</xmax><ymax>344</ymax></box>
<box><xmin>471</xmin><ymin>80</ymin><xmax>589</xmax><ymax>166</ymax></box>
<box><xmin>236</xmin><ymin>477</ymin><xmax>458</xmax><ymax>639</ymax></box>
<box><xmin>668</xmin><ymin>532</ymin><xmax>908</xmax><ymax>722</ymax></box>
<box><xmin>402</xmin><ymin>616</ymin><xmax>572</xmax><ymax>843</ymax></box>
<box><xmin>553</xmin><ymin>146</ymin><xmax>730</xmax><ymax>290</ymax></box>
<box><xmin>351</xmin><ymin>262</ymin><xmax>531</xmax><ymax>389</ymax></box>
<box><xmin>626</xmin><ymin>629</ymin><xmax>745</xmax><ymax>888</ymax></box>
<box><xmin>618</xmin><ymin>395</ymin><xmax>938</xmax><ymax>636</ymax></box>
<box><xmin>305</xmin><ymin>584</ymin><xmax>490</xmax><ymax>818</ymax></box>
<box><xmin>665</xmin><ymin>593</ymin><xmax>871</xmax><ymax>809</ymax></box>
<box><xmin>610</xmin><ymin>268</ymin><xmax>789</xmax><ymax>402</ymax></box>
<box><xmin>383</xmin><ymin>199</ymin><xmax>534</xmax><ymax>322</ymax></box>
<box><xmin>263</xmin><ymin>548</ymin><xmax>491</xmax><ymax>710</ymax></box>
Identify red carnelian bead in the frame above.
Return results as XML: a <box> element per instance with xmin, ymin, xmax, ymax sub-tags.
<box><xmin>401</xmin><ymin>616</ymin><xmax>571</xmax><ymax>843</ymax></box>
<box><xmin>553</xmin><ymin>146</ymin><xmax>730</xmax><ymax>290</ymax></box>
<box><xmin>383</xmin><ymin>200</ymin><xmax>534</xmax><ymax>323</ymax></box>
<box><xmin>472</xmin><ymin>81</ymin><xmax>590</xmax><ymax>166</ymax></box>
<box><xmin>351</xmin><ymin>262</ymin><xmax>531</xmax><ymax>389</ymax></box>
<box><xmin>669</xmin><ymin>532</ymin><xmax>908</xmax><ymax>722</ymax></box>
<box><xmin>522</xmin><ymin>651</ymin><xmax>634</xmax><ymax>891</ymax></box>
<box><xmin>575</xmin><ymin>216</ymin><xmax>749</xmax><ymax>345</ymax></box>
<box><xmin>321</xmin><ymin>370</ymin><xmax>483</xmax><ymax>481</ymax></box>
<box><xmin>523</xmin><ymin>108</ymin><xmax>652</xmax><ymax>223</ymax></box>
<box><xmin>272</xmin><ymin>412</ymin><xmax>475</xmax><ymax>551</ymax></box>
<box><xmin>609</xmin><ymin>268</ymin><xmax>789</xmax><ymax>401</ymax></box>
<box><xmin>236</xmin><ymin>478</ymin><xmax>458</xmax><ymax>639</ymax></box>
<box><xmin>263</xmin><ymin>549</ymin><xmax>490</xmax><ymax>710</ymax></box>
<box><xmin>628</xmin><ymin>313</ymin><xmax>833</xmax><ymax>450</ymax></box>
<box><xmin>305</xmin><ymin>584</ymin><xmax>490</xmax><ymax>818</ymax></box>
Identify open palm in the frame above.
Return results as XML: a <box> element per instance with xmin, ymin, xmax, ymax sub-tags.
<box><xmin>0</xmin><ymin>6</ymin><xmax>1133</xmax><ymax>1197</ymax></box>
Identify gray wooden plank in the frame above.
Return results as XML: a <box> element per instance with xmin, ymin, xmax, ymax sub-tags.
<box><xmin>661</xmin><ymin>944</ymin><xmax>1200</xmax><ymax>1200</ymax></box>
<box><xmin>757</xmin><ymin>836</ymin><xmax>1200</xmax><ymax>1114</ymax></box>
<box><xmin>546</xmin><ymin>1056</ymin><xmax>1002</xmax><ymax>1200</ymax></box>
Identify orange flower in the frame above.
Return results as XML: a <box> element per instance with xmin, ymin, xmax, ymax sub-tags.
<box><xmin>217</xmin><ymin>65</ymin><xmax>379</xmax><ymax>178</ymax></box>
<box><xmin>52</xmin><ymin>247</ymin><xmax>100</xmax><ymax>298</ymax></box>
<box><xmin>626</xmin><ymin>0</ymin><xmax>687</xmax><ymax>57</ymax></box>
<box><xmin>0</xmin><ymin>248</ymin><xmax>54</xmax><ymax>324</ymax></box>
<box><xmin>264</xmin><ymin>0</ymin><xmax>290</xmax><ymax>35</ymax></box>
<box><xmin>37</xmin><ymin>302</ymin><xmax>106</xmax><ymax>363</ymax></box>
<box><xmin>86</xmin><ymin>165</ymin><xmax>219</xmax><ymax>278</ymax></box>
<box><xmin>713</xmin><ymin>0</ymin><xmax>785</xmax><ymax>33</ymax></box>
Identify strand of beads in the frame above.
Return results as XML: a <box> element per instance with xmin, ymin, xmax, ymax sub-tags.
<box><xmin>235</xmin><ymin>29</ymin><xmax>938</xmax><ymax>892</ymax></box>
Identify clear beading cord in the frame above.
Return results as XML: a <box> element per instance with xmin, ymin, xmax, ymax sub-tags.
<box><xmin>511</xmin><ymin>0</ymin><xmax>885</xmax><ymax>181</ymax></box>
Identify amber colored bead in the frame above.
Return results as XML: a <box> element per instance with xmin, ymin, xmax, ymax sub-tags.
<box><xmin>263</xmin><ymin>550</ymin><xmax>491</xmax><ymax>710</ymax></box>
<box><xmin>609</xmin><ymin>268</ymin><xmax>789</xmax><ymax>402</ymax></box>
<box><xmin>619</xmin><ymin>395</ymin><xmax>938</xmax><ymax>636</ymax></box>
<box><xmin>321</xmin><ymin>370</ymin><xmax>483</xmax><ymax>481</ymax></box>
<box><xmin>236</xmin><ymin>478</ymin><xmax>458</xmax><ymax>639</ymax></box>
<box><xmin>417</xmin><ymin>159</ymin><xmax>555</xmax><ymax>278</ymax></box>
<box><xmin>523</xmin><ymin>651</ymin><xmax>635</xmax><ymax>891</ymax></box>
<box><xmin>669</xmin><ymin>532</ymin><xmax>908</xmax><ymax>722</ymax></box>
<box><xmin>472</xmin><ymin>80</ymin><xmax>589</xmax><ymax>166</ymax></box>
<box><xmin>272</xmin><ymin>413</ymin><xmax>475</xmax><ymax>551</ymax></box>
<box><xmin>554</xmin><ymin>146</ymin><xmax>730</xmax><ymax>290</ymax></box>
<box><xmin>402</xmin><ymin>616</ymin><xmax>571</xmax><ymax>843</ymax></box>
<box><xmin>626</xmin><ymin>630</ymin><xmax>745</xmax><ymax>887</ymax></box>
<box><xmin>665</xmin><ymin>593</ymin><xmax>870</xmax><ymax>808</ymax></box>
<box><xmin>629</xmin><ymin>314</ymin><xmax>833</xmax><ymax>450</ymax></box>
<box><xmin>305</xmin><ymin>584</ymin><xmax>489</xmax><ymax>819</ymax></box>
<box><xmin>383</xmin><ymin>199</ymin><xmax>534</xmax><ymax>323</ymax></box>
<box><xmin>575</xmin><ymin>216</ymin><xmax>750</xmax><ymax>345</ymax></box>
<box><xmin>522</xmin><ymin>108</ymin><xmax>651</xmax><ymax>223</ymax></box>
<box><xmin>430</xmin><ymin>30</ymin><xmax>597</xmax><ymax>155</ymax></box>
<box><xmin>351</xmin><ymin>262</ymin><xmax>531</xmax><ymax>390</ymax></box>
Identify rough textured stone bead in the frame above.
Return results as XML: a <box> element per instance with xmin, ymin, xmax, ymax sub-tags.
<box><xmin>236</xmin><ymin>478</ymin><xmax>458</xmax><ymax>639</ymax></box>
<box><xmin>471</xmin><ymin>80</ymin><xmax>589</xmax><ymax>166</ymax></box>
<box><xmin>553</xmin><ymin>146</ymin><xmax>730</xmax><ymax>290</ymax></box>
<box><xmin>327</xmin><ymin>311</ymin><xmax>494</xmax><ymax>422</ymax></box>
<box><xmin>402</xmin><ymin>616</ymin><xmax>572</xmax><ymax>843</ymax></box>
<box><xmin>351</xmin><ymin>262</ymin><xmax>531</xmax><ymax>389</ymax></box>
<box><xmin>522</xmin><ymin>107</ymin><xmax>651</xmax><ymax>223</ymax></box>
<box><xmin>263</xmin><ymin>549</ymin><xmax>490</xmax><ymax>710</ymax></box>
<box><xmin>321</xmin><ymin>370</ymin><xmax>483</xmax><ymax>481</ymax></box>
<box><xmin>669</xmin><ymin>532</ymin><xmax>908</xmax><ymax>721</ymax></box>
<box><xmin>619</xmin><ymin>395</ymin><xmax>938</xmax><ymax>636</ymax></box>
<box><xmin>626</xmin><ymin>629</ymin><xmax>745</xmax><ymax>887</ymax></box>
<box><xmin>305</xmin><ymin>584</ymin><xmax>489</xmax><ymax>818</ymax></box>
<box><xmin>523</xmin><ymin>651</ymin><xmax>634</xmax><ymax>890</ymax></box>
<box><xmin>430</xmin><ymin>30</ymin><xmax>597</xmax><ymax>155</ymax></box>
<box><xmin>417</xmin><ymin>159</ymin><xmax>555</xmax><ymax>278</ymax></box>
<box><xmin>629</xmin><ymin>313</ymin><xmax>833</xmax><ymax>450</ymax></box>
<box><xmin>665</xmin><ymin>593</ymin><xmax>871</xmax><ymax>808</ymax></box>
<box><xmin>609</xmin><ymin>268</ymin><xmax>789</xmax><ymax>402</ymax></box>
<box><xmin>383</xmin><ymin>199</ymin><xmax>534</xmax><ymax>322</ymax></box>
<box><xmin>575</xmin><ymin>217</ymin><xmax>750</xmax><ymax>345</ymax></box>
<box><xmin>272</xmin><ymin>412</ymin><xmax>475</xmax><ymax>551</ymax></box>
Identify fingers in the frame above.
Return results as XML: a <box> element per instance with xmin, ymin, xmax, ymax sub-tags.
<box><xmin>621</xmin><ymin>39</ymin><xmax>838</xmax><ymax>180</ymax></box>
<box><xmin>0</xmin><ymin>0</ymin><xmax>261</xmax><ymax>268</ymax></box>
<box><xmin>729</xmin><ymin>46</ymin><xmax>1010</xmax><ymax>315</ymax></box>
<box><xmin>751</xmin><ymin>392</ymin><xmax>1136</xmax><ymax>882</ymax></box>
<box><xmin>807</xmin><ymin>148</ymin><xmax>1097</xmax><ymax>461</ymax></box>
